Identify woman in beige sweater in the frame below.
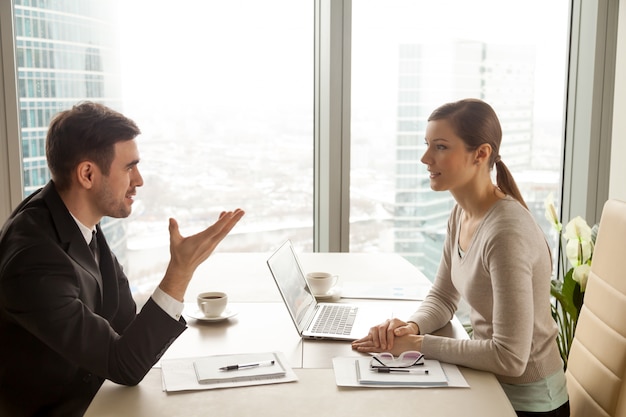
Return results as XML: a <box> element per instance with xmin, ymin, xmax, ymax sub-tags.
<box><xmin>352</xmin><ymin>99</ymin><xmax>569</xmax><ymax>417</ymax></box>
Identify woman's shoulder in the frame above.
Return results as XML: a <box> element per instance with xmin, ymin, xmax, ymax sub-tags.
<box><xmin>484</xmin><ymin>196</ymin><xmax>542</xmax><ymax>238</ymax></box>
<box><xmin>448</xmin><ymin>203</ymin><xmax>464</xmax><ymax>225</ymax></box>
<box><xmin>490</xmin><ymin>196</ymin><xmax>533</xmax><ymax>219</ymax></box>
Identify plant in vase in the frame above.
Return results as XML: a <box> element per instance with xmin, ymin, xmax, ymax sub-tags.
<box><xmin>544</xmin><ymin>193</ymin><xmax>597</xmax><ymax>369</ymax></box>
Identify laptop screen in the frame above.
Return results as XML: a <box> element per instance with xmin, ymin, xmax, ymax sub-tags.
<box><xmin>267</xmin><ymin>241</ymin><xmax>317</xmax><ymax>333</ymax></box>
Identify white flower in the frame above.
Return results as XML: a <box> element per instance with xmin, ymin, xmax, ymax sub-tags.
<box><xmin>564</xmin><ymin>216</ymin><xmax>593</xmax><ymax>266</ymax></box>
<box><xmin>572</xmin><ymin>264</ymin><xmax>590</xmax><ymax>291</ymax></box>
<box><xmin>549</xmin><ymin>202</ymin><xmax>596</xmax><ymax>366</ymax></box>
<box><xmin>563</xmin><ymin>216</ymin><xmax>592</xmax><ymax>242</ymax></box>
<box><xmin>544</xmin><ymin>193</ymin><xmax>562</xmax><ymax>232</ymax></box>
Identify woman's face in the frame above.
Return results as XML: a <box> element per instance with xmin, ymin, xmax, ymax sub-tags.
<box><xmin>421</xmin><ymin>119</ymin><xmax>477</xmax><ymax>192</ymax></box>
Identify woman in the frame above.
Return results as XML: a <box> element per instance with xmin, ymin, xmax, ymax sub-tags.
<box><xmin>351</xmin><ymin>99</ymin><xmax>569</xmax><ymax>416</ymax></box>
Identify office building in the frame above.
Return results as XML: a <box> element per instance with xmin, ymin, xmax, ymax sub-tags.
<box><xmin>394</xmin><ymin>41</ymin><xmax>541</xmax><ymax>279</ymax></box>
<box><xmin>13</xmin><ymin>0</ymin><xmax>127</xmax><ymax>263</ymax></box>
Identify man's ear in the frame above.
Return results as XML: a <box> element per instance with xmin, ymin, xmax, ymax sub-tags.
<box><xmin>76</xmin><ymin>161</ymin><xmax>97</xmax><ymax>189</ymax></box>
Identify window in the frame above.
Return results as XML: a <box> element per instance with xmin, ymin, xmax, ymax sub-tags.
<box><xmin>2</xmin><ymin>0</ymin><xmax>616</xmax><ymax>307</ymax></box>
<box><xmin>350</xmin><ymin>0</ymin><xmax>570</xmax><ymax>281</ymax></box>
<box><xmin>11</xmin><ymin>0</ymin><xmax>313</xmax><ymax>303</ymax></box>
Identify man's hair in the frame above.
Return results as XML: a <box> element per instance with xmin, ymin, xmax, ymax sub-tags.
<box><xmin>46</xmin><ymin>101</ymin><xmax>141</xmax><ymax>190</ymax></box>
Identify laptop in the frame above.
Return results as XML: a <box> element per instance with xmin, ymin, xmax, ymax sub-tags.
<box><xmin>266</xmin><ymin>240</ymin><xmax>388</xmax><ymax>341</ymax></box>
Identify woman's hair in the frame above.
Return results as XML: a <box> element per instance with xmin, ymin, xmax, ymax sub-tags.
<box><xmin>428</xmin><ymin>98</ymin><xmax>528</xmax><ymax>209</ymax></box>
<box><xmin>46</xmin><ymin>101</ymin><xmax>141</xmax><ymax>190</ymax></box>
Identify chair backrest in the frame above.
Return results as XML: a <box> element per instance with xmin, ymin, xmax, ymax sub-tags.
<box><xmin>566</xmin><ymin>199</ymin><xmax>626</xmax><ymax>417</ymax></box>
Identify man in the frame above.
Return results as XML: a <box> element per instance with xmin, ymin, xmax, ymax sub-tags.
<box><xmin>0</xmin><ymin>102</ymin><xmax>245</xmax><ymax>416</ymax></box>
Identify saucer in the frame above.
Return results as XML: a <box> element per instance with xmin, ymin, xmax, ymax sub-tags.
<box><xmin>314</xmin><ymin>287</ymin><xmax>340</xmax><ymax>301</ymax></box>
<box><xmin>186</xmin><ymin>308</ymin><xmax>238</xmax><ymax>322</ymax></box>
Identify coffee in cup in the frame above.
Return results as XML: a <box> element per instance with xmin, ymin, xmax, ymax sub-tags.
<box><xmin>305</xmin><ymin>272</ymin><xmax>338</xmax><ymax>295</ymax></box>
<box><xmin>197</xmin><ymin>291</ymin><xmax>228</xmax><ymax>317</ymax></box>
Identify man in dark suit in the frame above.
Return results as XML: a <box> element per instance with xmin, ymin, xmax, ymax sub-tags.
<box><xmin>0</xmin><ymin>102</ymin><xmax>245</xmax><ymax>416</ymax></box>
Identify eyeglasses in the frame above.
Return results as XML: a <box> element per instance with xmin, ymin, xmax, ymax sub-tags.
<box><xmin>370</xmin><ymin>351</ymin><xmax>424</xmax><ymax>368</ymax></box>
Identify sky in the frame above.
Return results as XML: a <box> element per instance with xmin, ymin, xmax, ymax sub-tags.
<box><xmin>116</xmin><ymin>0</ymin><xmax>569</xmax><ymax>117</ymax></box>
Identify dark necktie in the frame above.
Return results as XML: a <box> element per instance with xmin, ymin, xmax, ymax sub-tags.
<box><xmin>89</xmin><ymin>231</ymin><xmax>99</xmax><ymax>263</ymax></box>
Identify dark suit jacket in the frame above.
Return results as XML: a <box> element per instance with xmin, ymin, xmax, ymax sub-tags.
<box><xmin>0</xmin><ymin>182</ymin><xmax>187</xmax><ymax>416</ymax></box>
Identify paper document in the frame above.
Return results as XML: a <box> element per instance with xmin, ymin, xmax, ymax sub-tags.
<box><xmin>161</xmin><ymin>351</ymin><xmax>297</xmax><ymax>392</ymax></box>
<box><xmin>340</xmin><ymin>282</ymin><xmax>430</xmax><ymax>300</ymax></box>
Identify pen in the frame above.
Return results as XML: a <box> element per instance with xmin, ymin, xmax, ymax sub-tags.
<box><xmin>372</xmin><ymin>356</ymin><xmax>387</xmax><ymax>367</ymax></box>
<box><xmin>372</xmin><ymin>367</ymin><xmax>429</xmax><ymax>375</ymax></box>
<box><xmin>219</xmin><ymin>360</ymin><xmax>275</xmax><ymax>371</ymax></box>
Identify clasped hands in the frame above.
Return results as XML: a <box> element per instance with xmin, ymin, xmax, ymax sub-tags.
<box><xmin>351</xmin><ymin>318</ymin><xmax>424</xmax><ymax>356</ymax></box>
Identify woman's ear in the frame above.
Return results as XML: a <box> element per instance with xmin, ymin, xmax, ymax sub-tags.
<box><xmin>474</xmin><ymin>144</ymin><xmax>493</xmax><ymax>165</ymax></box>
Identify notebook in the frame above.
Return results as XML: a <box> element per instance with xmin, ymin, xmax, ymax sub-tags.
<box><xmin>266</xmin><ymin>240</ymin><xmax>389</xmax><ymax>341</ymax></box>
<box><xmin>354</xmin><ymin>358</ymin><xmax>448</xmax><ymax>386</ymax></box>
<box><xmin>193</xmin><ymin>352</ymin><xmax>287</xmax><ymax>384</ymax></box>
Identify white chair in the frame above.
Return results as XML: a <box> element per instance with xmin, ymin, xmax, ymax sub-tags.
<box><xmin>566</xmin><ymin>199</ymin><xmax>626</xmax><ymax>417</ymax></box>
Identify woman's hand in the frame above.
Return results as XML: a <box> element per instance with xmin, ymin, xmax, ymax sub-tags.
<box><xmin>351</xmin><ymin>318</ymin><xmax>421</xmax><ymax>353</ymax></box>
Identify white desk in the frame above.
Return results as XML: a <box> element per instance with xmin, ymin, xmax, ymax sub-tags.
<box><xmin>85</xmin><ymin>253</ymin><xmax>516</xmax><ymax>417</ymax></box>
<box><xmin>184</xmin><ymin>252</ymin><xmax>433</xmax><ymax>302</ymax></box>
<box><xmin>86</xmin><ymin>367</ymin><xmax>515</xmax><ymax>417</ymax></box>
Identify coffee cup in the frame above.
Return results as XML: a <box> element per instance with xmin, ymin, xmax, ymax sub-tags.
<box><xmin>197</xmin><ymin>291</ymin><xmax>228</xmax><ymax>317</ymax></box>
<box><xmin>305</xmin><ymin>272</ymin><xmax>338</xmax><ymax>295</ymax></box>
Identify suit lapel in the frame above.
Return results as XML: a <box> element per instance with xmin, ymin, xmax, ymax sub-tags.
<box><xmin>66</xmin><ymin>236</ymin><xmax>104</xmax><ymax>293</ymax></box>
<box><xmin>41</xmin><ymin>182</ymin><xmax>105</xmax><ymax>304</ymax></box>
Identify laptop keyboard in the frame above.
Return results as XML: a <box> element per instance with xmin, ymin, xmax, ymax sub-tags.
<box><xmin>311</xmin><ymin>304</ymin><xmax>358</xmax><ymax>335</ymax></box>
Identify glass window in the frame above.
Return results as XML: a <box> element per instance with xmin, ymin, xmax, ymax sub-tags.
<box><xmin>13</xmin><ymin>0</ymin><xmax>313</xmax><ymax>303</ymax></box>
<box><xmin>350</xmin><ymin>1</ymin><xmax>570</xmax><ymax>283</ymax></box>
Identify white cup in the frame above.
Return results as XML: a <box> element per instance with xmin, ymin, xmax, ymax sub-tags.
<box><xmin>305</xmin><ymin>272</ymin><xmax>338</xmax><ymax>295</ymax></box>
<box><xmin>197</xmin><ymin>291</ymin><xmax>228</xmax><ymax>317</ymax></box>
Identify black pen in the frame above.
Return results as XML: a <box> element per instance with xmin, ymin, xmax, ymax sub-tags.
<box><xmin>372</xmin><ymin>367</ymin><xmax>429</xmax><ymax>374</ymax></box>
<box><xmin>219</xmin><ymin>360</ymin><xmax>275</xmax><ymax>371</ymax></box>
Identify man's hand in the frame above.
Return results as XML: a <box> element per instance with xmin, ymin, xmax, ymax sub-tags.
<box><xmin>160</xmin><ymin>209</ymin><xmax>245</xmax><ymax>301</ymax></box>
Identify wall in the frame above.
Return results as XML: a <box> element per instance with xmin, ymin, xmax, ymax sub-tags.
<box><xmin>610</xmin><ymin>1</ymin><xmax>626</xmax><ymax>201</ymax></box>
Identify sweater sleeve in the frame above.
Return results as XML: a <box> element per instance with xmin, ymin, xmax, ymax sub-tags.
<box><xmin>409</xmin><ymin>199</ymin><xmax>557</xmax><ymax>382</ymax></box>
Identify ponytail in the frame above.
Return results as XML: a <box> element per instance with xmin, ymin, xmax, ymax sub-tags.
<box><xmin>494</xmin><ymin>159</ymin><xmax>528</xmax><ymax>210</ymax></box>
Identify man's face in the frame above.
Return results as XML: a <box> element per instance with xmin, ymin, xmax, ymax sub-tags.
<box><xmin>95</xmin><ymin>139</ymin><xmax>143</xmax><ymax>219</ymax></box>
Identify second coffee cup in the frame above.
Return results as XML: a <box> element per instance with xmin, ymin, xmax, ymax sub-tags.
<box><xmin>305</xmin><ymin>272</ymin><xmax>338</xmax><ymax>295</ymax></box>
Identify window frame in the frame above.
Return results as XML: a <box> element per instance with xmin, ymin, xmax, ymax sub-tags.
<box><xmin>562</xmin><ymin>0</ymin><xmax>617</xmax><ymax>225</ymax></box>
<box><xmin>0</xmin><ymin>1</ymin><xmax>23</xmax><ymax>222</ymax></box>
<box><xmin>314</xmin><ymin>0</ymin><xmax>351</xmax><ymax>252</ymax></box>
<box><xmin>0</xmin><ymin>0</ymin><xmax>617</xmax><ymax>248</ymax></box>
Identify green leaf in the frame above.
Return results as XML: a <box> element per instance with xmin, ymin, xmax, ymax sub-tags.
<box><xmin>572</xmin><ymin>280</ymin><xmax>584</xmax><ymax>312</ymax></box>
<box><xmin>551</xmin><ymin>269</ymin><xmax>580</xmax><ymax>321</ymax></box>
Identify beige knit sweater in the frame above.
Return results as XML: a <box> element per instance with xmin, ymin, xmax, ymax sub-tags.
<box><xmin>408</xmin><ymin>196</ymin><xmax>563</xmax><ymax>384</ymax></box>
